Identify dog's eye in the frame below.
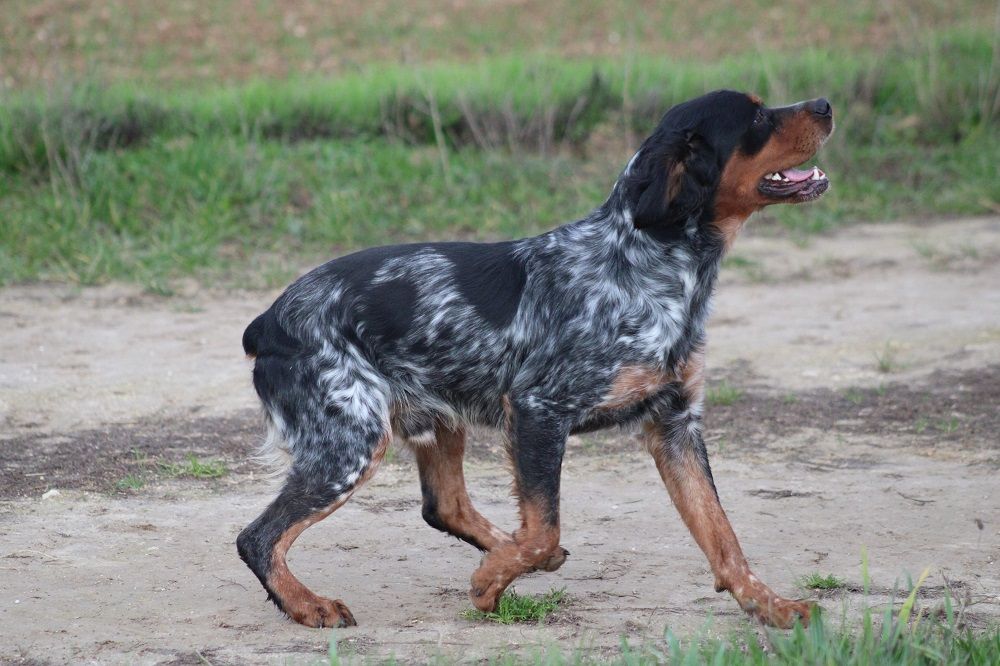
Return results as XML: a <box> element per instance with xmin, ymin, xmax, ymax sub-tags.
<box><xmin>753</xmin><ymin>109</ymin><xmax>766</xmax><ymax>125</ymax></box>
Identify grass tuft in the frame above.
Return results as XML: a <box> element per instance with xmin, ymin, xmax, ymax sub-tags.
<box><xmin>461</xmin><ymin>588</ymin><xmax>567</xmax><ymax>625</ymax></box>
<box><xmin>115</xmin><ymin>474</ymin><xmax>145</xmax><ymax>491</ymax></box>
<box><xmin>875</xmin><ymin>343</ymin><xmax>901</xmax><ymax>374</ymax></box>
<box><xmin>798</xmin><ymin>572</ymin><xmax>848</xmax><ymax>590</ymax></box>
<box><xmin>158</xmin><ymin>454</ymin><xmax>228</xmax><ymax>479</ymax></box>
<box><xmin>707</xmin><ymin>381</ymin><xmax>744</xmax><ymax>407</ymax></box>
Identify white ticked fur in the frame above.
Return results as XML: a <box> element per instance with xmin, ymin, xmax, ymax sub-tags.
<box><xmin>254</xmin><ymin>413</ymin><xmax>294</xmax><ymax>482</ymax></box>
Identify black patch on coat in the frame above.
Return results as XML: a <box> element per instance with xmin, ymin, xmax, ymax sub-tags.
<box><xmin>444</xmin><ymin>242</ymin><xmax>526</xmax><ymax>330</ymax></box>
<box><xmin>361</xmin><ymin>277</ymin><xmax>418</xmax><ymax>345</ymax></box>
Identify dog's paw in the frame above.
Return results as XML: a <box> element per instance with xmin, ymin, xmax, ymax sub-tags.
<box><xmin>535</xmin><ymin>546</ymin><xmax>569</xmax><ymax>572</ymax></box>
<box><xmin>287</xmin><ymin>597</ymin><xmax>357</xmax><ymax>628</ymax></box>
<box><xmin>744</xmin><ymin>595</ymin><xmax>813</xmax><ymax>629</ymax></box>
<box><xmin>469</xmin><ymin>566</ymin><xmax>509</xmax><ymax>612</ymax></box>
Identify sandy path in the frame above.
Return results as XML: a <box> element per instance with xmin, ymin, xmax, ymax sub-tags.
<box><xmin>2</xmin><ymin>218</ymin><xmax>997</xmax><ymax>436</ymax></box>
<box><xmin>1</xmin><ymin>217</ymin><xmax>999</xmax><ymax>663</ymax></box>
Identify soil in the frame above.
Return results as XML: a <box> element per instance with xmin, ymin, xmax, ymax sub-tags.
<box><xmin>1</xmin><ymin>217</ymin><xmax>999</xmax><ymax>664</ymax></box>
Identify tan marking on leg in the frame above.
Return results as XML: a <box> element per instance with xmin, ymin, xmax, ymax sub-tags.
<box><xmin>643</xmin><ymin>423</ymin><xmax>812</xmax><ymax>628</ymax></box>
<box><xmin>678</xmin><ymin>348</ymin><xmax>705</xmax><ymax>406</ymax></box>
<box><xmin>596</xmin><ymin>365</ymin><xmax>673</xmax><ymax>410</ymax></box>
<box><xmin>414</xmin><ymin>423</ymin><xmax>512</xmax><ymax>551</ymax></box>
<box><xmin>266</xmin><ymin>432</ymin><xmax>390</xmax><ymax>628</ymax></box>
<box><xmin>469</xmin><ymin>499</ymin><xmax>564</xmax><ymax>612</ymax></box>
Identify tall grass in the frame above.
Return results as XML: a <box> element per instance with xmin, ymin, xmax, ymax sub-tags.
<box><xmin>1</xmin><ymin>26</ymin><xmax>997</xmax><ymax>288</ymax></box>
<box><xmin>2</xmin><ymin>27</ymin><xmax>995</xmax><ymax>174</ymax></box>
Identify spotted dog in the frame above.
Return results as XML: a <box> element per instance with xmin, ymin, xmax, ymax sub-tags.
<box><xmin>237</xmin><ymin>90</ymin><xmax>834</xmax><ymax>629</ymax></box>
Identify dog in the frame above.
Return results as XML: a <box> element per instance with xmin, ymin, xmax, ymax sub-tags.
<box><xmin>237</xmin><ymin>90</ymin><xmax>834</xmax><ymax>629</ymax></box>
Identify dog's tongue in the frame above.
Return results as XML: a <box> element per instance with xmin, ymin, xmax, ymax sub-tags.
<box><xmin>780</xmin><ymin>168</ymin><xmax>814</xmax><ymax>183</ymax></box>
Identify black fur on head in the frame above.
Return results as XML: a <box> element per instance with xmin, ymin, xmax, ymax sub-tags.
<box><xmin>621</xmin><ymin>90</ymin><xmax>761</xmax><ymax>233</ymax></box>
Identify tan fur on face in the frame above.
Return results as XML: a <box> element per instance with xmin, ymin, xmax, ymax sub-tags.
<box><xmin>712</xmin><ymin>106</ymin><xmax>831</xmax><ymax>251</ymax></box>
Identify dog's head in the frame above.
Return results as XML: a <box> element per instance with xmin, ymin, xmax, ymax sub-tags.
<box><xmin>621</xmin><ymin>90</ymin><xmax>834</xmax><ymax>245</ymax></box>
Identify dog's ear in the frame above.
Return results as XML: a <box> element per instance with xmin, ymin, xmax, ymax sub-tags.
<box><xmin>628</xmin><ymin>131</ymin><xmax>717</xmax><ymax>231</ymax></box>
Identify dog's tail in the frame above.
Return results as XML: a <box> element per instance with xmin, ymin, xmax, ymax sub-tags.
<box><xmin>244</xmin><ymin>305</ymin><xmax>305</xmax><ymax>354</ymax></box>
<box><xmin>243</xmin><ymin>307</ymin><xmax>304</xmax><ymax>479</ymax></box>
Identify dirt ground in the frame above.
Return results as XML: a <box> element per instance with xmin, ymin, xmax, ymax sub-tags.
<box><xmin>1</xmin><ymin>217</ymin><xmax>999</xmax><ymax>664</ymax></box>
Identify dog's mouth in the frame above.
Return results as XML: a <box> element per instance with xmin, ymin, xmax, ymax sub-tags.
<box><xmin>757</xmin><ymin>165</ymin><xmax>829</xmax><ymax>202</ymax></box>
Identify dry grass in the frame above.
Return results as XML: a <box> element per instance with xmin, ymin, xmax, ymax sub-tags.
<box><xmin>1</xmin><ymin>0</ymin><xmax>995</xmax><ymax>89</ymax></box>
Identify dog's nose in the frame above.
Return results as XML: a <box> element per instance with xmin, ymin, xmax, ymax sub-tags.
<box><xmin>810</xmin><ymin>98</ymin><xmax>832</xmax><ymax>117</ymax></box>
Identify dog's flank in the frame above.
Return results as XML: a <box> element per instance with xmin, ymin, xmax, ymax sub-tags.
<box><xmin>237</xmin><ymin>90</ymin><xmax>833</xmax><ymax>630</ymax></box>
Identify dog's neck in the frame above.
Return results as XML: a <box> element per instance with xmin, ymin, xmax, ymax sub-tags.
<box><xmin>588</xmin><ymin>176</ymin><xmax>731</xmax><ymax>267</ymax></box>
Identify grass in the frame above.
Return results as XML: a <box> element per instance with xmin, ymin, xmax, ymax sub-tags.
<box><xmin>707</xmin><ymin>381</ymin><xmax>744</xmax><ymax>407</ymax></box>
<box><xmin>647</xmin><ymin>608</ymin><xmax>1000</xmax><ymax>666</ymax></box>
<box><xmin>5</xmin><ymin>0</ymin><xmax>994</xmax><ymax>89</ymax></box>
<box><xmin>1</xmin><ymin>22</ymin><xmax>999</xmax><ymax>289</ymax></box>
<box><xmin>798</xmin><ymin>573</ymin><xmax>848</xmax><ymax>591</ymax></box>
<box><xmin>461</xmin><ymin>588</ymin><xmax>567</xmax><ymax>625</ymax></box>
<box><xmin>875</xmin><ymin>343</ymin><xmax>902</xmax><ymax>374</ymax></box>
<box><xmin>722</xmin><ymin>255</ymin><xmax>769</xmax><ymax>283</ymax></box>
<box><xmin>844</xmin><ymin>387</ymin><xmax>867</xmax><ymax>406</ymax></box>
<box><xmin>445</xmin><ymin>554</ymin><xmax>999</xmax><ymax>664</ymax></box>
<box><xmin>937</xmin><ymin>417</ymin><xmax>961</xmax><ymax>434</ymax></box>
<box><xmin>115</xmin><ymin>474</ymin><xmax>145</xmax><ymax>491</ymax></box>
<box><xmin>333</xmin><ymin>592</ymin><xmax>1000</xmax><ymax>665</ymax></box>
<box><xmin>158</xmin><ymin>454</ymin><xmax>228</xmax><ymax>479</ymax></box>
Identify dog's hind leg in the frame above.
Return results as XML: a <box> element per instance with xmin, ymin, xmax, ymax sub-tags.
<box><xmin>413</xmin><ymin>423</ymin><xmax>512</xmax><ymax>552</ymax></box>
<box><xmin>469</xmin><ymin>395</ymin><xmax>571</xmax><ymax>612</ymax></box>
<box><xmin>238</xmin><ymin>347</ymin><xmax>391</xmax><ymax>628</ymax></box>
<box><xmin>642</xmin><ymin>350</ymin><xmax>813</xmax><ymax>629</ymax></box>
<box><xmin>237</xmin><ymin>424</ymin><xmax>389</xmax><ymax>628</ymax></box>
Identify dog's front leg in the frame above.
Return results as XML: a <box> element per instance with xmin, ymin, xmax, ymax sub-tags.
<box><xmin>469</xmin><ymin>394</ymin><xmax>570</xmax><ymax>612</ymax></box>
<box><xmin>641</xmin><ymin>352</ymin><xmax>813</xmax><ymax>628</ymax></box>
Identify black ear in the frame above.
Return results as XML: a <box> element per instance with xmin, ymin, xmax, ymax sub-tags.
<box><xmin>628</xmin><ymin>131</ymin><xmax>717</xmax><ymax>232</ymax></box>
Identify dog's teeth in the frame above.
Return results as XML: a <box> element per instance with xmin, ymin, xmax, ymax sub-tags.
<box><xmin>811</xmin><ymin>166</ymin><xmax>821</xmax><ymax>181</ymax></box>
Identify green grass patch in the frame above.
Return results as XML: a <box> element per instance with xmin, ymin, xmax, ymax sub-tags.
<box><xmin>875</xmin><ymin>343</ymin><xmax>902</xmax><ymax>374</ymax></box>
<box><xmin>3</xmin><ymin>27</ymin><xmax>997</xmax><ymax>172</ymax></box>
<box><xmin>649</xmin><ymin>609</ymin><xmax>1000</xmax><ymax>666</ymax></box>
<box><xmin>844</xmin><ymin>387</ymin><xmax>867</xmax><ymax>406</ymax></box>
<box><xmin>722</xmin><ymin>255</ymin><xmax>769</xmax><ymax>283</ymax></box>
<box><xmin>798</xmin><ymin>573</ymin><xmax>848</xmax><ymax>591</ymax></box>
<box><xmin>937</xmin><ymin>417</ymin><xmax>961</xmax><ymax>434</ymax></box>
<box><xmin>115</xmin><ymin>474</ymin><xmax>145</xmax><ymax>491</ymax></box>
<box><xmin>1</xmin><ymin>26</ymin><xmax>998</xmax><ymax>288</ymax></box>
<box><xmin>707</xmin><ymin>381</ymin><xmax>744</xmax><ymax>407</ymax></box>
<box><xmin>422</xmin><ymin>573</ymin><xmax>999</xmax><ymax>664</ymax></box>
<box><xmin>158</xmin><ymin>454</ymin><xmax>228</xmax><ymax>479</ymax></box>
<box><xmin>461</xmin><ymin>588</ymin><xmax>567</xmax><ymax>625</ymax></box>
<box><xmin>0</xmin><ymin>136</ymin><xmax>601</xmax><ymax>287</ymax></box>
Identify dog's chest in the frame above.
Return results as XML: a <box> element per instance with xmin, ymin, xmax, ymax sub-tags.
<box><xmin>613</xmin><ymin>259</ymin><xmax>712</xmax><ymax>360</ymax></box>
